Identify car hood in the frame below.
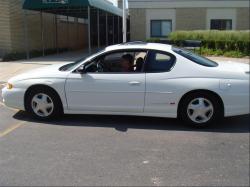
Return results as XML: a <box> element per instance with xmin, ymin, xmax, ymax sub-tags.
<box><xmin>8</xmin><ymin>63</ymin><xmax>69</xmax><ymax>83</ymax></box>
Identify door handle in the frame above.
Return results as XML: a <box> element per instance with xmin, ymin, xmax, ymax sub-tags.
<box><xmin>129</xmin><ymin>81</ymin><xmax>141</xmax><ymax>85</ymax></box>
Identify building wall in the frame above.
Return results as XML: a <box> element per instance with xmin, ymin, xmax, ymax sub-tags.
<box><xmin>57</xmin><ymin>19</ymin><xmax>88</xmax><ymax>50</ymax></box>
<box><xmin>128</xmin><ymin>0</ymin><xmax>249</xmax><ymax>9</ymax></box>
<box><xmin>130</xmin><ymin>9</ymin><xmax>146</xmax><ymax>41</ymax></box>
<box><xmin>128</xmin><ymin>0</ymin><xmax>250</xmax><ymax>40</ymax></box>
<box><xmin>0</xmin><ymin>0</ymin><xmax>12</xmax><ymax>56</ymax></box>
<box><xmin>236</xmin><ymin>8</ymin><xmax>250</xmax><ymax>30</ymax></box>
<box><xmin>0</xmin><ymin>0</ymin><xmax>88</xmax><ymax>57</ymax></box>
<box><xmin>176</xmin><ymin>8</ymin><xmax>206</xmax><ymax>30</ymax></box>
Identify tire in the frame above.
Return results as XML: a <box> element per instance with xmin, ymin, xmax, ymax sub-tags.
<box><xmin>25</xmin><ymin>87</ymin><xmax>62</xmax><ymax>120</ymax></box>
<box><xmin>178</xmin><ymin>92</ymin><xmax>223</xmax><ymax>127</ymax></box>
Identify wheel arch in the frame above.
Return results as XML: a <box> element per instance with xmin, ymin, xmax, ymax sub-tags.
<box><xmin>24</xmin><ymin>84</ymin><xmax>63</xmax><ymax>112</ymax></box>
<box><xmin>177</xmin><ymin>89</ymin><xmax>225</xmax><ymax>117</ymax></box>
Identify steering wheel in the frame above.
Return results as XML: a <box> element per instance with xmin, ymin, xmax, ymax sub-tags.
<box><xmin>96</xmin><ymin>61</ymin><xmax>105</xmax><ymax>72</ymax></box>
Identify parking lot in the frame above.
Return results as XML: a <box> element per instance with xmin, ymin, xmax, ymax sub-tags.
<box><xmin>0</xmin><ymin>80</ymin><xmax>249</xmax><ymax>186</ymax></box>
<box><xmin>0</xmin><ymin>52</ymin><xmax>249</xmax><ymax>186</ymax></box>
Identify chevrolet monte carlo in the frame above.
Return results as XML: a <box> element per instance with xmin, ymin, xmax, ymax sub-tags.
<box><xmin>2</xmin><ymin>42</ymin><xmax>249</xmax><ymax>127</ymax></box>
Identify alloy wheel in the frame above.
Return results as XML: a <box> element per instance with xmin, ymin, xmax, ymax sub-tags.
<box><xmin>31</xmin><ymin>93</ymin><xmax>54</xmax><ymax>117</ymax></box>
<box><xmin>187</xmin><ymin>97</ymin><xmax>214</xmax><ymax>124</ymax></box>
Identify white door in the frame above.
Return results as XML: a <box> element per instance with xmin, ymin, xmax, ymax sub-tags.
<box><xmin>65</xmin><ymin>50</ymin><xmax>147</xmax><ymax>113</ymax></box>
<box><xmin>144</xmin><ymin>50</ymin><xmax>177</xmax><ymax>115</ymax></box>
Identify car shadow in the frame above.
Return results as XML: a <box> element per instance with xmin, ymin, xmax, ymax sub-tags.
<box><xmin>13</xmin><ymin>111</ymin><xmax>249</xmax><ymax>133</ymax></box>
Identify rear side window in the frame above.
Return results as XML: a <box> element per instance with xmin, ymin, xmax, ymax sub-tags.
<box><xmin>173</xmin><ymin>47</ymin><xmax>218</xmax><ymax>67</ymax></box>
<box><xmin>145</xmin><ymin>50</ymin><xmax>176</xmax><ymax>72</ymax></box>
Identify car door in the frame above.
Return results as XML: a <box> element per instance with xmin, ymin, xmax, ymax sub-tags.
<box><xmin>144</xmin><ymin>50</ymin><xmax>178</xmax><ymax>116</ymax></box>
<box><xmin>65</xmin><ymin>50</ymin><xmax>147</xmax><ymax>113</ymax></box>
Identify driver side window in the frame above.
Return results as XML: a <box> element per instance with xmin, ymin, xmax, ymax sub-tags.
<box><xmin>85</xmin><ymin>50</ymin><xmax>148</xmax><ymax>73</ymax></box>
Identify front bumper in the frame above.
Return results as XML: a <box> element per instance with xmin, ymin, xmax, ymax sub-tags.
<box><xmin>2</xmin><ymin>87</ymin><xmax>26</xmax><ymax>111</ymax></box>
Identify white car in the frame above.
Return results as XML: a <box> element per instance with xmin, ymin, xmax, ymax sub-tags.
<box><xmin>2</xmin><ymin>42</ymin><xmax>249</xmax><ymax>126</ymax></box>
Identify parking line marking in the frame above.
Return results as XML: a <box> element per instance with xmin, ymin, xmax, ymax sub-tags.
<box><xmin>0</xmin><ymin>121</ymin><xmax>25</xmax><ymax>138</ymax></box>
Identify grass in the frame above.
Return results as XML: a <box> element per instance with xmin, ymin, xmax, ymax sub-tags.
<box><xmin>199</xmin><ymin>48</ymin><xmax>247</xmax><ymax>58</ymax></box>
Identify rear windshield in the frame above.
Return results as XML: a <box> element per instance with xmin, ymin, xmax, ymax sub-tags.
<box><xmin>173</xmin><ymin>47</ymin><xmax>218</xmax><ymax>67</ymax></box>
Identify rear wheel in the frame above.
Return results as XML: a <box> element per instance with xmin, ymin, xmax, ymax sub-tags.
<box><xmin>179</xmin><ymin>92</ymin><xmax>223</xmax><ymax>127</ymax></box>
<box><xmin>26</xmin><ymin>88</ymin><xmax>62</xmax><ymax>120</ymax></box>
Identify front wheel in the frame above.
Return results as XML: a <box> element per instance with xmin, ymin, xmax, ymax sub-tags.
<box><xmin>179</xmin><ymin>93</ymin><xmax>223</xmax><ymax>127</ymax></box>
<box><xmin>26</xmin><ymin>88</ymin><xmax>62</xmax><ymax>120</ymax></box>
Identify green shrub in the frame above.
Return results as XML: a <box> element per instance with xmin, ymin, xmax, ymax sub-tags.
<box><xmin>168</xmin><ymin>30</ymin><xmax>250</xmax><ymax>57</ymax></box>
<box><xmin>2</xmin><ymin>52</ymin><xmax>27</xmax><ymax>61</ymax></box>
<box><xmin>146</xmin><ymin>38</ymin><xmax>161</xmax><ymax>43</ymax></box>
<box><xmin>2</xmin><ymin>48</ymin><xmax>68</xmax><ymax>61</ymax></box>
<box><xmin>169</xmin><ymin>30</ymin><xmax>250</xmax><ymax>42</ymax></box>
<box><xmin>147</xmin><ymin>30</ymin><xmax>250</xmax><ymax>57</ymax></box>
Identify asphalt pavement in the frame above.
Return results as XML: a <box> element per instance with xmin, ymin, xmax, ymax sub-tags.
<box><xmin>0</xmin><ymin>53</ymin><xmax>249</xmax><ymax>186</ymax></box>
<box><xmin>0</xmin><ymin>84</ymin><xmax>249</xmax><ymax>186</ymax></box>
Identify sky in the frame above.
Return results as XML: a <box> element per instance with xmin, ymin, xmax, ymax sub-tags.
<box><xmin>108</xmin><ymin>0</ymin><xmax>128</xmax><ymax>7</ymax></box>
<box><xmin>108</xmin><ymin>0</ymin><xmax>118</xmax><ymax>6</ymax></box>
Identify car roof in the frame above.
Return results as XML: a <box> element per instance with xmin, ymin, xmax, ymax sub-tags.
<box><xmin>105</xmin><ymin>42</ymin><xmax>173</xmax><ymax>52</ymax></box>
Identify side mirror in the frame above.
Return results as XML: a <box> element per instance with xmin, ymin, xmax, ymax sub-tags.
<box><xmin>77</xmin><ymin>65</ymin><xmax>87</xmax><ymax>74</ymax></box>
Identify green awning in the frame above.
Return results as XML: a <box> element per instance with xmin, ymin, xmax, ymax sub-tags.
<box><xmin>23</xmin><ymin>0</ymin><xmax>122</xmax><ymax>17</ymax></box>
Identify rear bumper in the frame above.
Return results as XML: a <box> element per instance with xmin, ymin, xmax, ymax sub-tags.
<box><xmin>2</xmin><ymin>87</ymin><xmax>25</xmax><ymax>111</ymax></box>
<box><xmin>223</xmin><ymin>93</ymin><xmax>250</xmax><ymax>117</ymax></box>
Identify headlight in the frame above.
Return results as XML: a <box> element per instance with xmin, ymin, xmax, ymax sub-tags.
<box><xmin>6</xmin><ymin>83</ymin><xmax>13</xmax><ymax>89</ymax></box>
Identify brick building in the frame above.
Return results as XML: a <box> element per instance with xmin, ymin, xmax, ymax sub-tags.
<box><xmin>0</xmin><ymin>0</ymin><xmax>122</xmax><ymax>58</ymax></box>
<box><xmin>126</xmin><ymin>0</ymin><xmax>250</xmax><ymax>41</ymax></box>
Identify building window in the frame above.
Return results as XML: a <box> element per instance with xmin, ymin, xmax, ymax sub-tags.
<box><xmin>151</xmin><ymin>20</ymin><xmax>172</xmax><ymax>38</ymax></box>
<box><xmin>210</xmin><ymin>19</ymin><xmax>232</xmax><ymax>30</ymax></box>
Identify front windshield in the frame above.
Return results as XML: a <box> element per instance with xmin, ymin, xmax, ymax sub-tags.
<box><xmin>173</xmin><ymin>47</ymin><xmax>218</xmax><ymax>67</ymax></box>
<box><xmin>59</xmin><ymin>49</ymin><xmax>105</xmax><ymax>71</ymax></box>
<box><xmin>59</xmin><ymin>57</ymin><xmax>86</xmax><ymax>71</ymax></box>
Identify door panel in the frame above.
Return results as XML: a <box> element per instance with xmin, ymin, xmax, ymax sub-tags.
<box><xmin>65</xmin><ymin>73</ymin><xmax>145</xmax><ymax>112</ymax></box>
<box><xmin>145</xmin><ymin>72</ymin><xmax>178</xmax><ymax>115</ymax></box>
<box><xmin>144</xmin><ymin>50</ymin><xmax>178</xmax><ymax>116</ymax></box>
